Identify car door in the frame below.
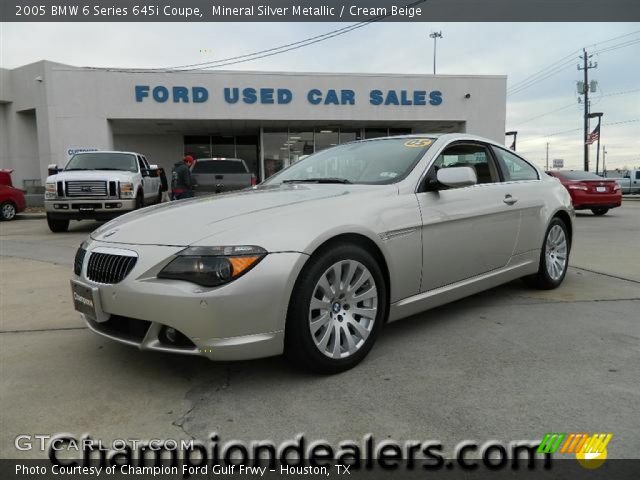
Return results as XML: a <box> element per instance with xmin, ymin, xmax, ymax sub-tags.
<box><xmin>416</xmin><ymin>141</ymin><xmax>521</xmax><ymax>292</ymax></box>
<box><xmin>137</xmin><ymin>155</ymin><xmax>152</xmax><ymax>200</ymax></box>
<box><xmin>490</xmin><ymin>145</ymin><xmax>546</xmax><ymax>255</ymax></box>
<box><xmin>141</xmin><ymin>155</ymin><xmax>160</xmax><ymax>198</ymax></box>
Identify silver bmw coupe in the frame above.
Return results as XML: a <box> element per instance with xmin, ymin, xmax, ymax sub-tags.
<box><xmin>72</xmin><ymin>134</ymin><xmax>574</xmax><ymax>372</ymax></box>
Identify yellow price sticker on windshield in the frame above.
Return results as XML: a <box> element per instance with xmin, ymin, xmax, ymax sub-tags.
<box><xmin>404</xmin><ymin>139</ymin><xmax>433</xmax><ymax>148</ymax></box>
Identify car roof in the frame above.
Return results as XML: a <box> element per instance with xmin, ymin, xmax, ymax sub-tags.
<box><xmin>197</xmin><ymin>158</ymin><xmax>244</xmax><ymax>161</ymax></box>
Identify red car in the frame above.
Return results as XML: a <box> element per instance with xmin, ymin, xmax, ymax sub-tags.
<box><xmin>0</xmin><ymin>169</ymin><xmax>26</xmax><ymax>221</ymax></box>
<box><xmin>546</xmin><ymin>170</ymin><xmax>621</xmax><ymax>216</ymax></box>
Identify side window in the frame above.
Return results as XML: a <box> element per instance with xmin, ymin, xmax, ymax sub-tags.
<box><xmin>493</xmin><ymin>147</ymin><xmax>539</xmax><ymax>181</ymax></box>
<box><xmin>635</xmin><ymin>171</ymin><xmax>640</xmax><ymax>180</ymax></box>
<box><xmin>141</xmin><ymin>156</ymin><xmax>150</xmax><ymax>169</ymax></box>
<box><xmin>136</xmin><ymin>156</ymin><xmax>146</xmax><ymax>172</ymax></box>
<box><xmin>429</xmin><ymin>143</ymin><xmax>500</xmax><ymax>185</ymax></box>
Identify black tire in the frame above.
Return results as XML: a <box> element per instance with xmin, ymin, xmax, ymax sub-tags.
<box><xmin>0</xmin><ymin>201</ymin><xmax>17</xmax><ymax>221</ymax></box>
<box><xmin>135</xmin><ymin>192</ymin><xmax>144</xmax><ymax>210</ymax></box>
<box><xmin>591</xmin><ymin>207</ymin><xmax>609</xmax><ymax>216</ymax></box>
<box><xmin>523</xmin><ymin>217</ymin><xmax>570</xmax><ymax>290</ymax></box>
<box><xmin>285</xmin><ymin>242</ymin><xmax>387</xmax><ymax>374</ymax></box>
<box><xmin>46</xmin><ymin>214</ymin><xmax>69</xmax><ymax>233</ymax></box>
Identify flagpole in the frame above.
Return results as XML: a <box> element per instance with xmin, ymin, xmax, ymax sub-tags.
<box><xmin>588</xmin><ymin>112</ymin><xmax>603</xmax><ymax>175</ymax></box>
<box><xmin>595</xmin><ymin>116</ymin><xmax>602</xmax><ymax>175</ymax></box>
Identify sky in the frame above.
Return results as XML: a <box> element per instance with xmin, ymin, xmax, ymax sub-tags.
<box><xmin>1</xmin><ymin>21</ymin><xmax>639</xmax><ymax>171</ymax></box>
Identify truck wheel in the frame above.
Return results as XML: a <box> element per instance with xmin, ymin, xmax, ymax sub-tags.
<box><xmin>591</xmin><ymin>208</ymin><xmax>609</xmax><ymax>216</ymax></box>
<box><xmin>135</xmin><ymin>192</ymin><xmax>144</xmax><ymax>210</ymax></box>
<box><xmin>46</xmin><ymin>214</ymin><xmax>69</xmax><ymax>233</ymax></box>
<box><xmin>0</xmin><ymin>201</ymin><xmax>17</xmax><ymax>221</ymax></box>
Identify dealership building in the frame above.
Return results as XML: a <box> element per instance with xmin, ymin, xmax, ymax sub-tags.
<box><xmin>0</xmin><ymin>60</ymin><xmax>507</xmax><ymax>189</ymax></box>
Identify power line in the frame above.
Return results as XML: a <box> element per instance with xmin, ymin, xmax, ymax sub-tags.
<box><xmin>97</xmin><ymin>0</ymin><xmax>428</xmax><ymax>73</ymax></box>
<box><xmin>506</xmin><ymin>30</ymin><xmax>640</xmax><ymax>97</ymax></box>
<box><xmin>511</xmin><ymin>89</ymin><xmax>640</xmax><ymax>127</ymax></box>
<box><xmin>518</xmin><ymin>118</ymin><xmax>640</xmax><ymax>145</ymax></box>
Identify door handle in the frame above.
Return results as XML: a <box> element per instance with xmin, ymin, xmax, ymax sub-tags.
<box><xmin>504</xmin><ymin>194</ymin><xmax>518</xmax><ymax>205</ymax></box>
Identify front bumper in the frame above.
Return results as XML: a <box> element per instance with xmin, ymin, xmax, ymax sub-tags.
<box><xmin>46</xmin><ymin>199</ymin><xmax>136</xmax><ymax>220</ymax></box>
<box><xmin>73</xmin><ymin>241</ymin><xmax>308</xmax><ymax>361</ymax></box>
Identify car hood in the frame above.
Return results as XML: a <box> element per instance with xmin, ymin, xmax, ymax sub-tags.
<box><xmin>48</xmin><ymin>170</ymin><xmax>135</xmax><ymax>183</ymax></box>
<box><xmin>90</xmin><ymin>184</ymin><xmax>379</xmax><ymax>247</ymax></box>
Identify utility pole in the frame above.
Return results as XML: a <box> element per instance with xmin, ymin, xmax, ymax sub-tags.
<box><xmin>429</xmin><ymin>31</ymin><xmax>443</xmax><ymax>75</ymax></box>
<box><xmin>546</xmin><ymin>142</ymin><xmax>549</xmax><ymax>170</ymax></box>
<box><xmin>578</xmin><ymin>48</ymin><xmax>598</xmax><ymax>172</ymax></box>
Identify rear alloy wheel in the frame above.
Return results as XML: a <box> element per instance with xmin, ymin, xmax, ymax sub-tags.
<box><xmin>0</xmin><ymin>201</ymin><xmax>16</xmax><ymax>221</ymax></box>
<box><xmin>46</xmin><ymin>213</ymin><xmax>69</xmax><ymax>233</ymax></box>
<box><xmin>591</xmin><ymin>207</ymin><xmax>609</xmax><ymax>216</ymax></box>
<box><xmin>523</xmin><ymin>217</ymin><xmax>570</xmax><ymax>290</ymax></box>
<box><xmin>285</xmin><ymin>243</ymin><xmax>387</xmax><ymax>373</ymax></box>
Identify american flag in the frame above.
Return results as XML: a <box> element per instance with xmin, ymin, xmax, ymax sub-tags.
<box><xmin>586</xmin><ymin>124</ymin><xmax>600</xmax><ymax>145</ymax></box>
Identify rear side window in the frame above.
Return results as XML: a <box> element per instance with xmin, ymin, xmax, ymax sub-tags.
<box><xmin>493</xmin><ymin>147</ymin><xmax>539</xmax><ymax>181</ymax></box>
<box><xmin>636</xmin><ymin>171</ymin><xmax>640</xmax><ymax>180</ymax></box>
<box><xmin>192</xmin><ymin>160</ymin><xmax>248</xmax><ymax>174</ymax></box>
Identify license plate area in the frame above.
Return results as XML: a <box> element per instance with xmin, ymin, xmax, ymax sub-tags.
<box><xmin>71</xmin><ymin>280</ymin><xmax>109</xmax><ymax>322</ymax></box>
<box><xmin>596</xmin><ymin>186</ymin><xmax>606</xmax><ymax>192</ymax></box>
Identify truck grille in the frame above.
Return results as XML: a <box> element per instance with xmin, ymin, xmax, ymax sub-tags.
<box><xmin>66</xmin><ymin>181</ymin><xmax>108</xmax><ymax>197</ymax></box>
<box><xmin>74</xmin><ymin>246</ymin><xmax>86</xmax><ymax>275</ymax></box>
<box><xmin>86</xmin><ymin>252</ymin><xmax>137</xmax><ymax>284</ymax></box>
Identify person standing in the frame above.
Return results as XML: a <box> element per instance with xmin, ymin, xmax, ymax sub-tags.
<box><xmin>158</xmin><ymin>167</ymin><xmax>170</xmax><ymax>202</ymax></box>
<box><xmin>171</xmin><ymin>155</ymin><xmax>195</xmax><ymax>200</ymax></box>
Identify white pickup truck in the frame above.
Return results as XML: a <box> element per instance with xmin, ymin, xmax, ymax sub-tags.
<box><xmin>45</xmin><ymin>151</ymin><xmax>161</xmax><ymax>232</ymax></box>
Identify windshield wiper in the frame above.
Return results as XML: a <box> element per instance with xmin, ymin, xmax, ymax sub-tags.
<box><xmin>282</xmin><ymin>178</ymin><xmax>352</xmax><ymax>184</ymax></box>
<box><xmin>64</xmin><ymin>168</ymin><xmax>90</xmax><ymax>171</ymax></box>
<box><xmin>96</xmin><ymin>168</ymin><xmax>125</xmax><ymax>171</ymax></box>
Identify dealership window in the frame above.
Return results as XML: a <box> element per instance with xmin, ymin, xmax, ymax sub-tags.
<box><xmin>315</xmin><ymin>128</ymin><xmax>339</xmax><ymax>152</ymax></box>
<box><xmin>288</xmin><ymin>130</ymin><xmax>314</xmax><ymax>164</ymax></box>
<box><xmin>339</xmin><ymin>129</ymin><xmax>362</xmax><ymax>144</ymax></box>
<box><xmin>184</xmin><ymin>135</ymin><xmax>210</xmax><ymax>159</ymax></box>
<box><xmin>492</xmin><ymin>146</ymin><xmax>539</xmax><ymax>181</ymax></box>
<box><xmin>263</xmin><ymin>130</ymin><xmax>289</xmax><ymax>179</ymax></box>
<box><xmin>389</xmin><ymin>128</ymin><xmax>413</xmax><ymax>136</ymax></box>
<box><xmin>211</xmin><ymin>135</ymin><xmax>235</xmax><ymax>159</ymax></box>
<box><xmin>364</xmin><ymin>128</ymin><xmax>388</xmax><ymax>139</ymax></box>
<box><xmin>236</xmin><ymin>135</ymin><xmax>259</xmax><ymax>176</ymax></box>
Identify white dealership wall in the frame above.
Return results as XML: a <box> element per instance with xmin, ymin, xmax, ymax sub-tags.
<box><xmin>0</xmin><ymin>61</ymin><xmax>507</xmax><ymax>188</ymax></box>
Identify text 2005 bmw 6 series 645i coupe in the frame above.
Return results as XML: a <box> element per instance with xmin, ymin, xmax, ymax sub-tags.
<box><xmin>71</xmin><ymin>134</ymin><xmax>574</xmax><ymax>372</ymax></box>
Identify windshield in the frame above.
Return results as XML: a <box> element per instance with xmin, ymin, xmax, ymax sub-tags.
<box><xmin>65</xmin><ymin>153</ymin><xmax>137</xmax><ymax>172</ymax></box>
<box><xmin>557</xmin><ymin>171</ymin><xmax>606</xmax><ymax>181</ymax></box>
<box><xmin>264</xmin><ymin>138</ymin><xmax>434</xmax><ymax>185</ymax></box>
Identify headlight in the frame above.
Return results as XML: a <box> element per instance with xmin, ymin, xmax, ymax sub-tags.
<box><xmin>158</xmin><ymin>246</ymin><xmax>267</xmax><ymax>287</ymax></box>
<box><xmin>120</xmin><ymin>182</ymin><xmax>134</xmax><ymax>198</ymax></box>
<box><xmin>45</xmin><ymin>182</ymin><xmax>57</xmax><ymax>199</ymax></box>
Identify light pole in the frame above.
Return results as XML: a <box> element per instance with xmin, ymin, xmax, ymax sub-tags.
<box><xmin>588</xmin><ymin>112</ymin><xmax>603</xmax><ymax>175</ymax></box>
<box><xmin>429</xmin><ymin>31</ymin><xmax>443</xmax><ymax>75</ymax></box>
<box><xmin>506</xmin><ymin>131</ymin><xmax>518</xmax><ymax>151</ymax></box>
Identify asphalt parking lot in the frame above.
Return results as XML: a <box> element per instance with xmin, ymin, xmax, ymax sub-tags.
<box><xmin>1</xmin><ymin>202</ymin><xmax>639</xmax><ymax>459</ymax></box>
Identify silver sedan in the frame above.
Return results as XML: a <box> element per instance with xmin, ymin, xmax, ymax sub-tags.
<box><xmin>71</xmin><ymin>134</ymin><xmax>574</xmax><ymax>372</ymax></box>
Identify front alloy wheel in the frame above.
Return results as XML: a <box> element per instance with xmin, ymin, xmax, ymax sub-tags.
<box><xmin>309</xmin><ymin>260</ymin><xmax>378</xmax><ymax>359</ymax></box>
<box><xmin>286</xmin><ymin>243</ymin><xmax>387</xmax><ymax>373</ymax></box>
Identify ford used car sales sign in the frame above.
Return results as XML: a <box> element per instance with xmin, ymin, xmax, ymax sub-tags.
<box><xmin>134</xmin><ymin>85</ymin><xmax>443</xmax><ymax>106</ymax></box>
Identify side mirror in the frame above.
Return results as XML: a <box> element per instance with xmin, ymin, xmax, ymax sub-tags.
<box><xmin>47</xmin><ymin>164</ymin><xmax>60</xmax><ymax>175</ymax></box>
<box><xmin>436</xmin><ymin>166</ymin><xmax>477</xmax><ymax>188</ymax></box>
